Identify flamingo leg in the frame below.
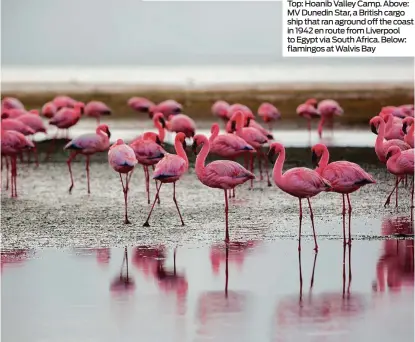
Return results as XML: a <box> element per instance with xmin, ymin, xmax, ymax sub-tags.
<box><xmin>347</xmin><ymin>242</ymin><xmax>352</xmax><ymax>294</ymax></box>
<box><xmin>262</xmin><ymin>150</ymin><xmax>272</xmax><ymax>187</ymax></box>
<box><xmin>307</xmin><ymin>198</ymin><xmax>318</xmax><ymax>252</ymax></box>
<box><xmin>318</xmin><ymin>117</ymin><xmax>325</xmax><ymax>139</ymax></box>
<box><xmin>33</xmin><ymin>142</ymin><xmax>39</xmax><ymax>168</ymax></box>
<box><xmin>347</xmin><ymin>195</ymin><xmax>352</xmax><ymax>245</ymax></box>
<box><xmin>309</xmin><ymin>252</ymin><xmax>318</xmax><ymax>290</ymax></box>
<box><xmin>232</xmin><ymin>187</ymin><xmax>235</xmax><ymax>198</ymax></box>
<box><xmin>249</xmin><ymin>155</ymin><xmax>254</xmax><ymax>189</ymax></box>
<box><xmin>86</xmin><ymin>155</ymin><xmax>91</xmax><ymax>194</ymax></box>
<box><xmin>144</xmin><ymin>166</ymin><xmax>150</xmax><ymax>204</ymax></box>
<box><xmin>156</xmin><ymin>179</ymin><xmax>161</xmax><ymax>204</ymax></box>
<box><xmin>342</xmin><ymin>243</ymin><xmax>346</xmax><ymax>297</ymax></box>
<box><xmin>45</xmin><ymin>130</ymin><xmax>59</xmax><ymax>161</ymax></box>
<box><xmin>298</xmin><ymin>198</ymin><xmax>303</xmax><ymax>251</ymax></box>
<box><xmin>172</xmin><ymin>182</ymin><xmax>185</xmax><ymax>226</ymax></box>
<box><xmin>298</xmin><ymin>249</ymin><xmax>303</xmax><ymax>301</ymax></box>
<box><xmin>143</xmin><ymin>181</ymin><xmax>163</xmax><ymax>227</ymax></box>
<box><xmin>6</xmin><ymin>157</ymin><xmax>10</xmax><ymax>191</ymax></box>
<box><xmin>384</xmin><ymin>176</ymin><xmax>402</xmax><ymax>207</ymax></box>
<box><xmin>119</xmin><ymin>172</ymin><xmax>131</xmax><ymax>224</ymax></box>
<box><xmin>66</xmin><ymin>152</ymin><xmax>78</xmax><ymax>193</ymax></box>
<box><xmin>342</xmin><ymin>195</ymin><xmax>346</xmax><ymax>244</ymax></box>
<box><xmin>12</xmin><ymin>156</ymin><xmax>17</xmax><ymax>197</ymax></box>
<box><xmin>257</xmin><ymin>149</ymin><xmax>263</xmax><ymax>181</ymax></box>
<box><xmin>224</xmin><ymin>189</ymin><xmax>229</xmax><ymax>243</ymax></box>
<box><xmin>395</xmin><ymin>176</ymin><xmax>399</xmax><ymax>207</ymax></box>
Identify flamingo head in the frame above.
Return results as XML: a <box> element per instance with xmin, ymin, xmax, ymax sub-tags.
<box><xmin>74</xmin><ymin>102</ymin><xmax>85</xmax><ymax>115</ymax></box>
<box><xmin>175</xmin><ymin>132</ymin><xmax>187</xmax><ymax>150</ymax></box>
<box><xmin>97</xmin><ymin>124</ymin><xmax>111</xmax><ymax>138</ymax></box>
<box><xmin>305</xmin><ymin>98</ymin><xmax>318</xmax><ymax>108</ymax></box>
<box><xmin>210</xmin><ymin>123</ymin><xmax>220</xmax><ymax>135</ymax></box>
<box><xmin>153</xmin><ymin>112</ymin><xmax>166</xmax><ymax>128</ymax></box>
<box><xmin>386</xmin><ymin>146</ymin><xmax>401</xmax><ymax>161</ymax></box>
<box><xmin>192</xmin><ymin>134</ymin><xmax>208</xmax><ymax>155</ymax></box>
<box><xmin>369</xmin><ymin>116</ymin><xmax>382</xmax><ymax>135</ymax></box>
<box><xmin>268</xmin><ymin>142</ymin><xmax>284</xmax><ymax>163</ymax></box>
<box><xmin>311</xmin><ymin>143</ymin><xmax>327</xmax><ymax>167</ymax></box>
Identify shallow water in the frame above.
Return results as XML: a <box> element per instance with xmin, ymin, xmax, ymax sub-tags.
<box><xmin>1</xmin><ymin>237</ymin><xmax>414</xmax><ymax>342</ymax></box>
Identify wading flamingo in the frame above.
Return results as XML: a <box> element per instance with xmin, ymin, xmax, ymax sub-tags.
<box><xmin>212</xmin><ymin>100</ymin><xmax>230</xmax><ymax>122</ymax></box>
<box><xmin>1</xmin><ymin>129</ymin><xmax>34</xmax><ymax>197</ymax></box>
<box><xmin>311</xmin><ymin>143</ymin><xmax>376</xmax><ymax>244</ymax></box>
<box><xmin>127</xmin><ymin>97</ymin><xmax>156</xmax><ymax>118</ymax></box>
<box><xmin>155</xmin><ymin>100</ymin><xmax>183</xmax><ymax>118</ymax></box>
<box><xmin>369</xmin><ymin>116</ymin><xmax>411</xmax><ymax>206</ymax></box>
<box><xmin>402</xmin><ymin>117</ymin><xmax>414</xmax><ymax>148</ymax></box>
<box><xmin>84</xmin><ymin>101</ymin><xmax>112</xmax><ymax>125</ymax></box>
<box><xmin>41</xmin><ymin>102</ymin><xmax>57</xmax><ymax>119</ymax></box>
<box><xmin>143</xmin><ymin>132</ymin><xmax>189</xmax><ymax>227</ymax></box>
<box><xmin>385</xmin><ymin>146</ymin><xmax>414</xmax><ymax>208</ymax></box>
<box><xmin>64</xmin><ymin>124</ymin><xmax>111</xmax><ymax>194</ymax></box>
<box><xmin>130</xmin><ymin>113</ymin><xmax>167</xmax><ymax>204</ymax></box>
<box><xmin>257</xmin><ymin>102</ymin><xmax>281</xmax><ymax>130</ymax></box>
<box><xmin>192</xmin><ymin>134</ymin><xmax>255</xmax><ymax>242</ymax></box>
<box><xmin>166</xmin><ymin>114</ymin><xmax>196</xmax><ymax>138</ymax></box>
<box><xmin>317</xmin><ymin>99</ymin><xmax>343</xmax><ymax>138</ymax></box>
<box><xmin>108</xmin><ymin>139</ymin><xmax>137</xmax><ymax>224</ymax></box>
<box><xmin>268</xmin><ymin>142</ymin><xmax>332</xmax><ymax>252</ymax></box>
<box><xmin>297</xmin><ymin>98</ymin><xmax>320</xmax><ymax>133</ymax></box>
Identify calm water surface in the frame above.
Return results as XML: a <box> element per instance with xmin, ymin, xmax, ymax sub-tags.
<box><xmin>2</xmin><ymin>234</ymin><xmax>413</xmax><ymax>342</ymax></box>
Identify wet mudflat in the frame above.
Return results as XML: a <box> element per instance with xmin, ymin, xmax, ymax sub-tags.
<box><xmin>1</xmin><ymin>238</ymin><xmax>414</xmax><ymax>342</ymax></box>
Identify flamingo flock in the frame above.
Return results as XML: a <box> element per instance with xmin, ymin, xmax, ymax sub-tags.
<box><xmin>1</xmin><ymin>95</ymin><xmax>414</xmax><ymax>251</ymax></box>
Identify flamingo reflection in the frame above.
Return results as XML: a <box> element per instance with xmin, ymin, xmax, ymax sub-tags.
<box><xmin>373</xmin><ymin>216</ymin><xmax>414</xmax><ymax>292</ymax></box>
<box><xmin>275</xmin><ymin>244</ymin><xmax>365</xmax><ymax>341</ymax></box>
<box><xmin>1</xmin><ymin>249</ymin><xmax>33</xmax><ymax>273</ymax></box>
<box><xmin>132</xmin><ymin>245</ymin><xmax>165</xmax><ymax>278</ymax></box>
<box><xmin>70</xmin><ymin>248</ymin><xmax>111</xmax><ymax>266</ymax></box>
<box><xmin>210</xmin><ymin>241</ymin><xmax>256</xmax><ymax>275</ymax></box>
<box><xmin>110</xmin><ymin>247</ymin><xmax>135</xmax><ymax>293</ymax></box>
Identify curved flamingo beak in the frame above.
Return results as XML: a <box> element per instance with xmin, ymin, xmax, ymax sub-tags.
<box><xmin>311</xmin><ymin>150</ymin><xmax>318</xmax><ymax>166</ymax></box>
<box><xmin>402</xmin><ymin>122</ymin><xmax>408</xmax><ymax>134</ymax></box>
<box><xmin>386</xmin><ymin>151</ymin><xmax>392</xmax><ymax>160</ymax></box>
<box><xmin>192</xmin><ymin>141</ymin><xmax>198</xmax><ymax>155</ymax></box>
<box><xmin>231</xmin><ymin>120</ymin><xmax>236</xmax><ymax>132</ymax></box>
<box><xmin>246</xmin><ymin>118</ymin><xmax>251</xmax><ymax>127</ymax></box>
<box><xmin>182</xmin><ymin>140</ymin><xmax>186</xmax><ymax>151</ymax></box>
<box><xmin>106</xmin><ymin>128</ymin><xmax>111</xmax><ymax>138</ymax></box>
<box><xmin>370</xmin><ymin>123</ymin><xmax>378</xmax><ymax>135</ymax></box>
<box><xmin>159</xmin><ymin>117</ymin><xmax>166</xmax><ymax>128</ymax></box>
<box><xmin>267</xmin><ymin>147</ymin><xmax>275</xmax><ymax>163</ymax></box>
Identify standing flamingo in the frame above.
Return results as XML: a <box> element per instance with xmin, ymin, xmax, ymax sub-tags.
<box><xmin>64</xmin><ymin>124</ymin><xmax>111</xmax><ymax>194</ymax></box>
<box><xmin>317</xmin><ymin>99</ymin><xmax>343</xmax><ymax>138</ymax></box>
<box><xmin>311</xmin><ymin>143</ymin><xmax>376</xmax><ymax>244</ymax></box>
<box><xmin>385</xmin><ymin>146</ymin><xmax>414</xmax><ymax>208</ymax></box>
<box><xmin>211</xmin><ymin>100</ymin><xmax>230</xmax><ymax>122</ymax></box>
<box><xmin>127</xmin><ymin>97</ymin><xmax>156</xmax><ymax>118</ymax></box>
<box><xmin>1</xmin><ymin>129</ymin><xmax>34</xmax><ymax>197</ymax></box>
<box><xmin>257</xmin><ymin>102</ymin><xmax>281</xmax><ymax>130</ymax></box>
<box><xmin>192</xmin><ymin>134</ymin><xmax>255</xmax><ymax>242</ymax></box>
<box><xmin>84</xmin><ymin>101</ymin><xmax>112</xmax><ymax>125</ymax></box>
<box><xmin>296</xmin><ymin>98</ymin><xmax>320</xmax><ymax>134</ymax></box>
<box><xmin>268</xmin><ymin>142</ymin><xmax>332</xmax><ymax>252</ymax></box>
<box><xmin>166</xmin><ymin>114</ymin><xmax>196</xmax><ymax>138</ymax></box>
<box><xmin>143</xmin><ymin>132</ymin><xmax>189</xmax><ymax>227</ymax></box>
<box><xmin>402</xmin><ymin>117</ymin><xmax>414</xmax><ymax>148</ymax></box>
<box><xmin>108</xmin><ymin>139</ymin><xmax>137</xmax><ymax>224</ymax></box>
<box><xmin>130</xmin><ymin>113</ymin><xmax>167</xmax><ymax>204</ymax></box>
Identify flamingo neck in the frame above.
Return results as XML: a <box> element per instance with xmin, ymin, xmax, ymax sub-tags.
<box><xmin>154</xmin><ymin>118</ymin><xmax>165</xmax><ymax>142</ymax></box>
<box><xmin>316</xmin><ymin>147</ymin><xmax>329</xmax><ymax>174</ymax></box>
<box><xmin>317</xmin><ymin>117</ymin><xmax>325</xmax><ymax>137</ymax></box>
<box><xmin>195</xmin><ymin>137</ymin><xmax>209</xmax><ymax>179</ymax></box>
<box><xmin>209</xmin><ymin>125</ymin><xmax>219</xmax><ymax>143</ymax></box>
<box><xmin>174</xmin><ymin>137</ymin><xmax>188</xmax><ymax>168</ymax></box>
<box><xmin>407</xmin><ymin>122</ymin><xmax>414</xmax><ymax>138</ymax></box>
<box><xmin>375</xmin><ymin>120</ymin><xmax>386</xmax><ymax>159</ymax></box>
<box><xmin>272</xmin><ymin>148</ymin><xmax>285</xmax><ymax>188</ymax></box>
<box><xmin>235</xmin><ymin>113</ymin><xmax>244</xmax><ymax>136</ymax></box>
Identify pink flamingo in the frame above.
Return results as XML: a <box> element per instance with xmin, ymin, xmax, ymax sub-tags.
<box><xmin>296</xmin><ymin>98</ymin><xmax>320</xmax><ymax>133</ymax></box>
<box><xmin>380</xmin><ymin>106</ymin><xmax>407</xmax><ymax>119</ymax></box>
<box><xmin>385</xmin><ymin>146</ymin><xmax>414</xmax><ymax>208</ymax></box>
<box><xmin>311</xmin><ymin>143</ymin><xmax>376</xmax><ymax>244</ymax></box>
<box><xmin>402</xmin><ymin>117</ymin><xmax>414</xmax><ymax>148</ymax></box>
<box><xmin>166</xmin><ymin>114</ymin><xmax>196</xmax><ymax>138</ymax></box>
<box><xmin>2</xmin><ymin>108</ymin><xmax>26</xmax><ymax>119</ymax></box>
<box><xmin>130</xmin><ymin>113</ymin><xmax>167</xmax><ymax>204</ymax></box>
<box><xmin>52</xmin><ymin>95</ymin><xmax>77</xmax><ymax>111</ymax></box>
<box><xmin>268</xmin><ymin>142</ymin><xmax>332</xmax><ymax>252</ymax></box>
<box><xmin>399</xmin><ymin>104</ymin><xmax>414</xmax><ymax>117</ymax></box>
<box><xmin>108</xmin><ymin>139</ymin><xmax>137</xmax><ymax>224</ymax></box>
<box><xmin>41</xmin><ymin>101</ymin><xmax>57</xmax><ymax>119</ymax></box>
<box><xmin>2</xmin><ymin>97</ymin><xmax>25</xmax><ymax>111</ymax></box>
<box><xmin>64</xmin><ymin>124</ymin><xmax>111</xmax><ymax>194</ymax></box>
<box><xmin>380</xmin><ymin>113</ymin><xmax>404</xmax><ymax>141</ymax></box>
<box><xmin>257</xmin><ymin>102</ymin><xmax>281</xmax><ymax>130</ymax></box>
<box><xmin>143</xmin><ymin>132</ymin><xmax>188</xmax><ymax>227</ymax></box>
<box><xmin>211</xmin><ymin>100</ymin><xmax>230</xmax><ymax>122</ymax></box>
<box><xmin>127</xmin><ymin>97</ymin><xmax>156</xmax><ymax>118</ymax></box>
<box><xmin>1</xmin><ymin>114</ymin><xmax>35</xmax><ymax>136</ymax></box>
<box><xmin>233</xmin><ymin>111</ymin><xmax>271</xmax><ymax>188</ymax></box>
<box><xmin>369</xmin><ymin>116</ymin><xmax>411</xmax><ymax>206</ymax></box>
<box><xmin>226</xmin><ymin>103</ymin><xmax>252</xmax><ymax>121</ymax></box>
<box><xmin>243</xmin><ymin>111</ymin><xmax>274</xmax><ymax>140</ymax></box>
<box><xmin>155</xmin><ymin>99</ymin><xmax>183</xmax><ymax>118</ymax></box>
<box><xmin>46</xmin><ymin>102</ymin><xmax>85</xmax><ymax>160</ymax></box>
<box><xmin>84</xmin><ymin>101</ymin><xmax>112</xmax><ymax>125</ymax></box>
<box><xmin>317</xmin><ymin>99</ymin><xmax>343</xmax><ymax>138</ymax></box>
<box><xmin>192</xmin><ymin>134</ymin><xmax>255</xmax><ymax>242</ymax></box>
<box><xmin>1</xmin><ymin>129</ymin><xmax>34</xmax><ymax>197</ymax></box>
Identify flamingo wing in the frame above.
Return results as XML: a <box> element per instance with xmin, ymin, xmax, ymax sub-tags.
<box><xmin>282</xmin><ymin>167</ymin><xmax>331</xmax><ymax>196</ymax></box>
<box><xmin>323</xmin><ymin>161</ymin><xmax>375</xmax><ymax>188</ymax></box>
<box><xmin>65</xmin><ymin>133</ymin><xmax>106</xmax><ymax>152</ymax></box>
<box><xmin>202</xmin><ymin>161</ymin><xmax>254</xmax><ymax>188</ymax></box>
<box><xmin>397</xmin><ymin>150</ymin><xmax>415</xmax><ymax>174</ymax></box>
<box><xmin>153</xmin><ymin>154</ymin><xmax>187</xmax><ymax>179</ymax></box>
<box><xmin>130</xmin><ymin>140</ymin><xmax>165</xmax><ymax>162</ymax></box>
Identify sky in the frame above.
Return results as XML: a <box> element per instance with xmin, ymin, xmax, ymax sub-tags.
<box><xmin>2</xmin><ymin>0</ymin><xmax>413</xmax><ymax>67</ymax></box>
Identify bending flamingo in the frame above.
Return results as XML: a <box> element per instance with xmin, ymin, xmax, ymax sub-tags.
<box><xmin>108</xmin><ymin>139</ymin><xmax>137</xmax><ymax>224</ymax></box>
<box><xmin>268</xmin><ymin>142</ymin><xmax>332</xmax><ymax>252</ymax></box>
<box><xmin>143</xmin><ymin>132</ymin><xmax>188</xmax><ymax>227</ymax></box>
<box><xmin>64</xmin><ymin>124</ymin><xmax>111</xmax><ymax>194</ymax></box>
<box><xmin>211</xmin><ymin>100</ymin><xmax>230</xmax><ymax>122</ymax></box>
<box><xmin>296</xmin><ymin>98</ymin><xmax>320</xmax><ymax>133</ymax></box>
<box><xmin>192</xmin><ymin>134</ymin><xmax>255</xmax><ymax>242</ymax></box>
<box><xmin>127</xmin><ymin>97</ymin><xmax>155</xmax><ymax>118</ymax></box>
<box><xmin>257</xmin><ymin>102</ymin><xmax>281</xmax><ymax>130</ymax></box>
<box><xmin>84</xmin><ymin>101</ymin><xmax>112</xmax><ymax>125</ymax></box>
<box><xmin>311</xmin><ymin>143</ymin><xmax>376</xmax><ymax>244</ymax></box>
<box><xmin>402</xmin><ymin>117</ymin><xmax>414</xmax><ymax>148</ymax></box>
<box><xmin>385</xmin><ymin>146</ymin><xmax>414</xmax><ymax>208</ymax></box>
<box><xmin>317</xmin><ymin>99</ymin><xmax>343</xmax><ymax>138</ymax></box>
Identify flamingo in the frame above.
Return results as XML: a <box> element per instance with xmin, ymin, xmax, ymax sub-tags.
<box><xmin>166</xmin><ymin>114</ymin><xmax>196</xmax><ymax>138</ymax></box>
<box><xmin>2</xmin><ymin>108</ymin><xmax>26</xmax><ymax>119</ymax></box>
<box><xmin>257</xmin><ymin>102</ymin><xmax>281</xmax><ymax>130</ymax></box>
<box><xmin>1</xmin><ymin>129</ymin><xmax>34</xmax><ymax>197</ymax></box>
<box><xmin>143</xmin><ymin>132</ymin><xmax>189</xmax><ymax>227</ymax></box>
<box><xmin>127</xmin><ymin>97</ymin><xmax>156</xmax><ymax>118</ymax></box>
<box><xmin>311</xmin><ymin>143</ymin><xmax>376</xmax><ymax>244</ymax></box>
<box><xmin>1</xmin><ymin>114</ymin><xmax>35</xmax><ymax>136</ymax></box>
<box><xmin>296</xmin><ymin>98</ymin><xmax>320</xmax><ymax>133</ymax></box>
<box><xmin>211</xmin><ymin>100</ymin><xmax>230</xmax><ymax>122</ymax></box>
<box><xmin>192</xmin><ymin>134</ymin><xmax>255</xmax><ymax>242</ymax></box>
<box><xmin>243</xmin><ymin>111</ymin><xmax>274</xmax><ymax>140</ymax></box>
<box><xmin>317</xmin><ymin>99</ymin><xmax>343</xmax><ymax>138</ymax></box>
<box><xmin>380</xmin><ymin>113</ymin><xmax>404</xmax><ymax>141</ymax></box>
<box><xmin>130</xmin><ymin>113</ymin><xmax>167</xmax><ymax>204</ymax></box>
<box><xmin>41</xmin><ymin>101</ymin><xmax>57</xmax><ymax>119</ymax></box>
<box><xmin>84</xmin><ymin>101</ymin><xmax>111</xmax><ymax>125</ymax></box>
<box><xmin>64</xmin><ymin>124</ymin><xmax>111</xmax><ymax>194</ymax></box>
<box><xmin>52</xmin><ymin>95</ymin><xmax>77</xmax><ymax>111</ymax></box>
<box><xmin>2</xmin><ymin>97</ymin><xmax>25</xmax><ymax>111</ymax></box>
<box><xmin>155</xmin><ymin>100</ymin><xmax>183</xmax><ymax>118</ymax></box>
<box><xmin>402</xmin><ymin>117</ymin><xmax>414</xmax><ymax>148</ymax></box>
<box><xmin>108</xmin><ymin>139</ymin><xmax>137</xmax><ymax>224</ymax></box>
<box><xmin>380</xmin><ymin>106</ymin><xmax>406</xmax><ymax>119</ymax></box>
<box><xmin>226</xmin><ymin>103</ymin><xmax>252</xmax><ymax>121</ymax></box>
<box><xmin>399</xmin><ymin>104</ymin><xmax>414</xmax><ymax>117</ymax></box>
<box><xmin>268</xmin><ymin>142</ymin><xmax>332</xmax><ymax>252</ymax></box>
<box><xmin>385</xmin><ymin>146</ymin><xmax>414</xmax><ymax>208</ymax></box>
